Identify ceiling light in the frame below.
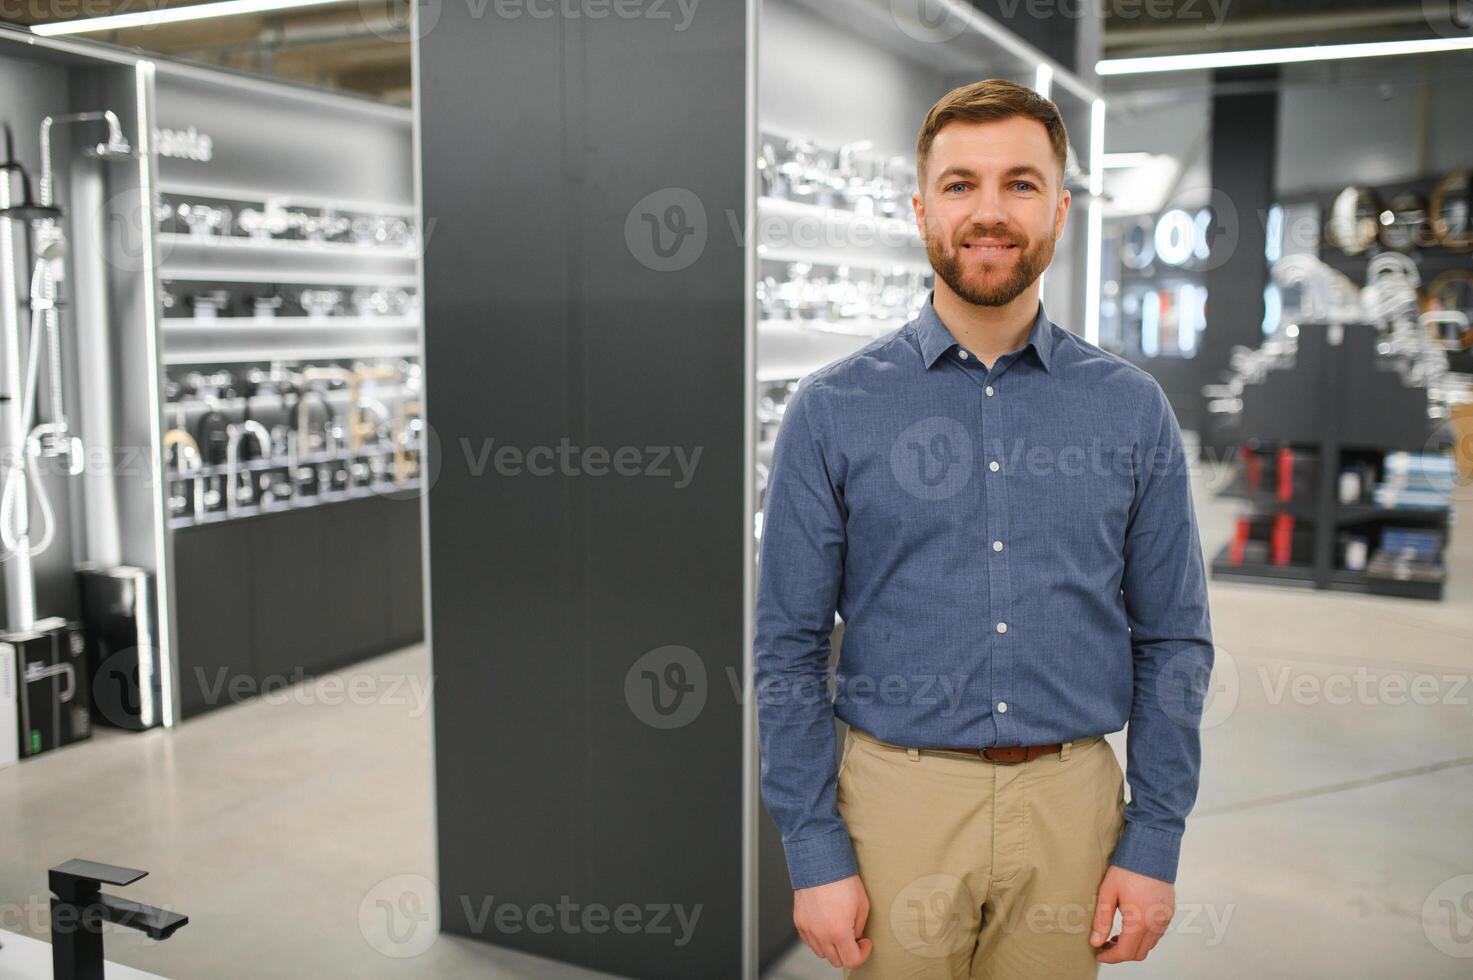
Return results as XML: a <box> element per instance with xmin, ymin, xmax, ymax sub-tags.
<box><xmin>1098</xmin><ymin>36</ymin><xmax>1473</xmax><ymax>75</ymax></box>
<box><xmin>33</xmin><ymin>0</ymin><xmax>356</xmax><ymax>36</ymax></box>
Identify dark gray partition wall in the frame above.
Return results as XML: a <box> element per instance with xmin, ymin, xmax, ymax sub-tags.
<box><xmin>417</xmin><ymin>4</ymin><xmax>770</xmax><ymax>976</ymax></box>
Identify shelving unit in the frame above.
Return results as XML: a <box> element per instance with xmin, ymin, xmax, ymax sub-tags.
<box><xmin>146</xmin><ymin>60</ymin><xmax>426</xmax><ymax>720</ymax></box>
<box><xmin>1210</xmin><ymin>321</ymin><xmax>1453</xmax><ymax>600</ymax></box>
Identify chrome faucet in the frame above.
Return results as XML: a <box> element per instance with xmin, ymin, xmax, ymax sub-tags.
<box><xmin>225</xmin><ymin>420</ymin><xmax>271</xmax><ymax>516</ymax></box>
<box><xmin>162</xmin><ymin>428</ymin><xmax>205</xmax><ymax>517</ymax></box>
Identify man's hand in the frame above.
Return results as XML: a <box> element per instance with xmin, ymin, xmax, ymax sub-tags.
<box><xmin>1090</xmin><ymin>865</ymin><xmax>1174</xmax><ymax>963</ymax></box>
<box><xmin>794</xmin><ymin>874</ymin><xmax>873</xmax><ymax>969</ymax></box>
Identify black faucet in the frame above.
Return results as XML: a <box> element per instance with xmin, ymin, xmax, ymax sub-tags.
<box><xmin>48</xmin><ymin>859</ymin><xmax>189</xmax><ymax>980</ymax></box>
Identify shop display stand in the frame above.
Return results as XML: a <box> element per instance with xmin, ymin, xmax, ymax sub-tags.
<box><xmin>1210</xmin><ymin>320</ymin><xmax>1450</xmax><ymax>599</ymax></box>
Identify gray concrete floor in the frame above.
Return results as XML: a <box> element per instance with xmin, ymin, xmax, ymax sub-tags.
<box><xmin>2</xmin><ymin>464</ymin><xmax>1471</xmax><ymax>979</ymax></box>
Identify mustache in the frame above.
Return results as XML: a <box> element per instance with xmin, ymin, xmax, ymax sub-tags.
<box><xmin>954</xmin><ymin>226</ymin><xmax>1025</xmax><ymax>246</ymax></box>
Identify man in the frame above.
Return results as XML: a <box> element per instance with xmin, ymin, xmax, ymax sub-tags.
<box><xmin>754</xmin><ymin>78</ymin><xmax>1215</xmax><ymax>978</ymax></box>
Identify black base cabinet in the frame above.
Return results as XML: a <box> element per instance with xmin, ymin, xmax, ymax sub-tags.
<box><xmin>173</xmin><ymin>495</ymin><xmax>424</xmax><ymax>719</ymax></box>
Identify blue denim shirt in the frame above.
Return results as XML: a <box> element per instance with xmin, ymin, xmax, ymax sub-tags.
<box><xmin>754</xmin><ymin>296</ymin><xmax>1214</xmax><ymax>890</ymax></box>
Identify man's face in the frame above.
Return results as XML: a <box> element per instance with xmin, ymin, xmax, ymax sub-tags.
<box><xmin>913</xmin><ymin>115</ymin><xmax>1070</xmax><ymax>308</ymax></box>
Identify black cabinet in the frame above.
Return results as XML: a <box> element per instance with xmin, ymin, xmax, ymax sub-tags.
<box><xmin>174</xmin><ymin>519</ymin><xmax>255</xmax><ymax>717</ymax></box>
<box><xmin>174</xmin><ymin>495</ymin><xmax>424</xmax><ymax>718</ymax></box>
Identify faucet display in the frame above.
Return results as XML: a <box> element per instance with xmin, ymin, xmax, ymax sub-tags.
<box><xmin>224</xmin><ymin>420</ymin><xmax>271</xmax><ymax>516</ymax></box>
<box><xmin>161</xmin><ymin>359</ymin><xmax>423</xmax><ymax>526</ymax></box>
<box><xmin>48</xmin><ymin>859</ymin><xmax>188</xmax><ymax>980</ymax></box>
<box><xmin>163</xmin><ymin>428</ymin><xmax>205</xmax><ymax>517</ymax></box>
<box><xmin>347</xmin><ymin>365</ymin><xmax>397</xmax><ymax>450</ymax></box>
<box><xmin>393</xmin><ymin>399</ymin><xmax>423</xmax><ymax>484</ymax></box>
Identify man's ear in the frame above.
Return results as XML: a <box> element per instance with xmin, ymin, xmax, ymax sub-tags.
<box><xmin>1054</xmin><ymin>187</ymin><xmax>1071</xmax><ymax>241</ymax></box>
<box><xmin>912</xmin><ymin>189</ymin><xmax>925</xmax><ymax>240</ymax></box>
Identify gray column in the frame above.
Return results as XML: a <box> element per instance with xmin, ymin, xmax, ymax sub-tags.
<box><xmin>418</xmin><ymin>3</ymin><xmax>769</xmax><ymax>975</ymax></box>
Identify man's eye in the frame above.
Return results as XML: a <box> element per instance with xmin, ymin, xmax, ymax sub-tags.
<box><xmin>946</xmin><ymin>183</ymin><xmax>968</xmax><ymax>193</ymax></box>
<box><xmin>1013</xmin><ymin>181</ymin><xmax>1037</xmax><ymax>192</ymax></box>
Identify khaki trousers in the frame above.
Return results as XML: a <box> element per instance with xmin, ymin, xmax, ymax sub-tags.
<box><xmin>836</xmin><ymin>726</ymin><xmax>1126</xmax><ymax>980</ymax></box>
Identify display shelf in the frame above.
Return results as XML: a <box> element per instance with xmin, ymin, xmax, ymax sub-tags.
<box><xmin>168</xmin><ymin>479</ymin><xmax>420</xmax><ymax>530</ymax></box>
<box><xmin>1328</xmin><ymin>567</ymin><xmax>1445</xmax><ymax>601</ymax></box>
<box><xmin>758</xmin><ymin>245</ymin><xmax>932</xmax><ymax>272</ymax></box>
<box><xmin>161</xmin><ymin>266</ymin><xmax>419</xmax><ymax>288</ymax></box>
<box><xmin>1210</xmin><ymin>321</ymin><xmax>1452</xmax><ymax>600</ymax></box>
<box><xmin>166</xmin><ymin>442</ymin><xmax>421</xmax><ymax>481</ymax></box>
<box><xmin>162</xmin><ymin>315</ymin><xmax>419</xmax><ymax>332</ymax></box>
<box><xmin>1335</xmin><ymin>503</ymin><xmax>1452</xmax><ymax>525</ymax></box>
<box><xmin>162</xmin><ymin>341</ymin><xmax>419</xmax><ymax>366</ymax></box>
<box><xmin>1209</xmin><ymin>545</ymin><xmax>1317</xmax><ymax>587</ymax></box>
<box><xmin>157</xmin><ymin>178</ymin><xmax>417</xmax><ymax>217</ymax></box>
<box><xmin>157</xmin><ymin>231</ymin><xmax>418</xmax><ymax>260</ymax></box>
<box><xmin>758</xmin><ymin>196</ymin><xmax>922</xmax><ymax>242</ymax></box>
<box><xmin>756</xmin><ymin>316</ymin><xmax>903</xmax><ymax>382</ymax></box>
<box><xmin>1215</xmin><ymin>476</ymin><xmax>1320</xmax><ymax>519</ymax></box>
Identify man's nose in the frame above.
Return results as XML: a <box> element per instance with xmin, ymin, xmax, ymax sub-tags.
<box><xmin>965</xmin><ymin>188</ymin><xmax>1007</xmax><ymax>229</ymax></box>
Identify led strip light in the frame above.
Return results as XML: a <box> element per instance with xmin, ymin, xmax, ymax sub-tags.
<box><xmin>1099</xmin><ymin>35</ymin><xmax>1473</xmax><ymax>75</ymax></box>
<box><xmin>33</xmin><ymin>0</ymin><xmax>357</xmax><ymax>36</ymax></box>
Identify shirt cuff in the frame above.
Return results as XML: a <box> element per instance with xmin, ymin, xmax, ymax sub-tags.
<box><xmin>1108</xmin><ymin>821</ymin><xmax>1183</xmax><ymax>884</ymax></box>
<box><xmin>783</xmin><ymin>827</ymin><xmax>860</xmax><ymax>891</ymax></box>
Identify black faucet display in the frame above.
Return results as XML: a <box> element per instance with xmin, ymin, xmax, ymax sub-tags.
<box><xmin>48</xmin><ymin>859</ymin><xmax>189</xmax><ymax>980</ymax></box>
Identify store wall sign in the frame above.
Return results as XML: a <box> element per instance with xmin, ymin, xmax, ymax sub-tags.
<box><xmin>155</xmin><ymin>126</ymin><xmax>214</xmax><ymax>163</ymax></box>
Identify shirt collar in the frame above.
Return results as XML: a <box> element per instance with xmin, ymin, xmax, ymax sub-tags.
<box><xmin>914</xmin><ymin>293</ymin><xmax>1055</xmax><ymax>373</ymax></box>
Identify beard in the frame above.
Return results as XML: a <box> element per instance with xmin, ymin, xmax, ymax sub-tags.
<box><xmin>925</xmin><ymin>222</ymin><xmax>1055</xmax><ymax>307</ymax></box>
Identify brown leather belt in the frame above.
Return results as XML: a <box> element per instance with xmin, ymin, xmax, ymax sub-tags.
<box><xmin>974</xmin><ymin>744</ymin><xmax>1062</xmax><ymax>764</ymax></box>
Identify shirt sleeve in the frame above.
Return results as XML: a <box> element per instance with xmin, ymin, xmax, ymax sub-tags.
<box><xmin>1111</xmin><ymin>381</ymin><xmax>1216</xmax><ymax>884</ymax></box>
<box><xmin>753</xmin><ymin>378</ymin><xmax>859</xmax><ymax>891</ymax></box>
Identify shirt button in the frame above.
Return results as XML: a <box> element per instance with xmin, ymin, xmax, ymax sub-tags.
<box><xmin>985</xmin><ymin>385</ymin><xmax>995</xmax><ymax>396</ymax></box>
<box><xmin>958</xmin><ymin>349</ymin><xmax>969</xmax><ymax>360</ymax></box>
<box><xmin>988</xmin><ymin>460</ymin><xmax>1000</xmax><ymax>472</ymax></box>
<box><xmin>996</xmin><ymin>622</ymin><xmax>1008</xmax><ymax>634</ymax></box>
<box><xmin>992</xmin><ymin>540</ymin><xmax>1004</xmax><ymax>552</ymax></box>
<box><xmin>997</xmin><ymin>701</ymin><xmax>1008</xmax><ymax>713</ymax></box>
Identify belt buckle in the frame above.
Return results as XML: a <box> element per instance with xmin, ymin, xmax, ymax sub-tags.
<box><xmin>981</xmin><ymin>745</ymin><xmax>1027</xmax><ymax>764</ymax></box>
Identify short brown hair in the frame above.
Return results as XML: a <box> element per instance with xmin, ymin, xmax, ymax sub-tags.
<box><xmin>916</xmin><ymin>78</ymin><xmax>1070</xmax><ymax>189</ymax></box>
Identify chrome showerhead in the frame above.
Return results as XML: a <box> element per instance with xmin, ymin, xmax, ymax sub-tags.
<box><xmin>0</xmin><ymin>201</ymin><xmax>64</xmax><ymax>222</ymax></box>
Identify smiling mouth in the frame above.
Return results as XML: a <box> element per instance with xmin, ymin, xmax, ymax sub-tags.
<box><xmin>961</xmin><ymin>242</ymin><xmax>1018</xmax><ymax>255</ymax></box>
